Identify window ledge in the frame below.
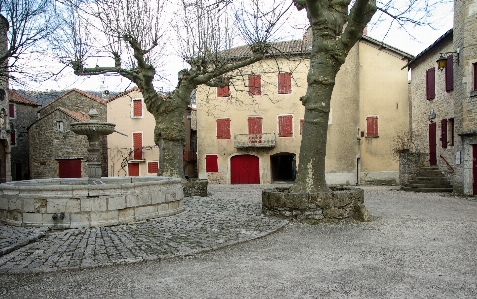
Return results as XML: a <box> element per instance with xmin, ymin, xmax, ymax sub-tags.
<box><xmin>365</xmin><ymin>136</ymin><xmax>379</xmax><ymax>138</ymax></box>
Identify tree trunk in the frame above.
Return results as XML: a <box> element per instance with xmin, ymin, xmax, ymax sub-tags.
<box><xmin>157</xmin><ymin>138</ymin><xmax>184</xmax><ymax>178</ymax></box>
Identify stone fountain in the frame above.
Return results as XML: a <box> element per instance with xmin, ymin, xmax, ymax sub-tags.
<box><xmin>70</xmin><ymin>108</ymin><xmax>115</xmax><ymax>184</ymax></box>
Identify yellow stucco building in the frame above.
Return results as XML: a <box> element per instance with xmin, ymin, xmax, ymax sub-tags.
<box><xmin>196</xmin><ymin>33</ymin><xmax>413</xmax><ymax>185</ymax></box>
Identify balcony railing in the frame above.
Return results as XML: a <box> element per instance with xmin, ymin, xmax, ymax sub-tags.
<box><xmin>234</xmin><ymin>133</ymin><xmax>276</xmax><ymax>148</ymax></box>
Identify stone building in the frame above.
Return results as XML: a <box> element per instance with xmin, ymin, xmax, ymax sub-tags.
<box><xmin>406</xmin><ymin>1</ymin><xmax>477</xmax><ymax>195</ymax></box>
<box><xmin>107</xmin><ymin>87</ymin><xmax>197</xmax><ymax>178</ymax></box>
<box><xmin>0</xmin><ymin>15</ymin><xmax>10</xmax><ymax>183</ymax></box>
<box><xmin>29</xmin><ymin>89</ymin><xmax>107</xmax><ymax>179</ymax></box>
<box><xmin>196</xmin><ymin>32</ymin><xmax>413</xmax><ymax>185</ymax></box>
<box><xmin>9</xmin><ymin>90</ymin><xmax>40</xmax><ymax>180</ymax></box>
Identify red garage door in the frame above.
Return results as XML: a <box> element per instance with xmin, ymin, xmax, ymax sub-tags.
<box><xmin>58</xmin><ymin>159</ymin><xmax>82</xmax><ymax>178</ymax></box>
<box><xmin>231</xmin><ymin>155</ymin><xmax>260</xmax><ymax>184</ymax></box>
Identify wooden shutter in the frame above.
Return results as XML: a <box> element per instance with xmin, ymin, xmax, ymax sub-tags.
<box><xmin>300</xmin><ymin>119</ymin><xmax>304</xmax><ymax>135</ymax></box>
<box><xmin>278</xmin><ymin>115</ymin><xmax>293</xmax><ymax>137</ymax></box>
<box><xmin>278</xmin><ymin>73</ymin><xmax>291</xmax><ymax>94</ymax></box>
<box><xmin>366</xmin><ymin>116</ymin><xmax>378</xmax><ymax>137</ymax></box>
<box><xmin>205</xmin><ymin>155</ymin><xmax>218</xmax><ymax>172</ymax></box>
<box><xmin>133</xmin><ymin>100</ymin><xmax>142</xmax><ymax>117</ymax></box>
<box><xmin>9</xmin><ymin>104</ymin><xmax>14</xmax><ymax>118</ymax></box>
<box><xmin>248</xmin><ymin>117</ymin><xmax>262</xmax><ymax>134</ymax></box>
<box><xmin>441</xmin><ymin>119</ymin><xmax>448</xmax><ymax>148</ymax></box>
<box><xmin>216</xmin><ymin>118</ymin><xmax>231</xmax><ymax>139</ymax></box>
<box><xmin>148</xmin><ymin>161</ymin><xmax>158</xmax><ymax>173</ymax></box>
<box><xmin>128</xmin><ymin>163</ymin><xmax>139</xmax><ymax>176</ymax></box>
<box><xmin>426</xmin><ymin>68</ymin><xmax>435</xmax><ymax>100</ymax></box>
<box><xmin>133</xmin><ymin>132</ymin><xmax>142</xmax><ymax>160</ymax></box>
<box><xmin>217</xmin><ymin>78</ymin><xmax>230</xmax><ymax>97</ymax></box>
<box><xmin>445</xmin><ymin>56</ymin><xmax>454</xmax><ymax>92</ymax></box>
<box><xmin>10</xmin><ymin>130</ymin><xmax>15</xmax><ymax>145</ymax></box>
<box><xmin>248</xmin><ymin>75</ymin><xmax>261</xmax><ymax>96</ymax></box>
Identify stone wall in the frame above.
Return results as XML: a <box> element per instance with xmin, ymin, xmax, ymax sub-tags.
<box><xmin>399</xmin><ymin>151</ymin><xmax>428</xmax><ymax>185</ymax></box>
<box><xmin>11</xmin><ymin>103</ymin><xmax>38</xmax><ymax>180</ymax></box>
<box><xmin>40</xmin><ymin>91</ymin><xmax>106</xmax><ymax>121</ymax></box>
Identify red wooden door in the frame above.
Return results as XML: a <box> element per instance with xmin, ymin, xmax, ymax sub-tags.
<box><xmin>473</xmin><ymin>145</ymin><xmax>477</xmax><ymax>195</ymax></box>
<box><xmin>248</xmin><ymin>117</ymin><xmax>262</xmax><ymax>144</ymax></box>
<box><xmin>231</xmin><ymin>155</ymin><xmax>260</xmax><ymax>184</ymax></box>
<box><xmin>128</xmin><ymin>163</ymin><xmax>139</xmax><ymax>176</ymax></box>
<box><xmin>58</xmin><ymin>159</ymin><xmax>82</xmax><ymax>178</ymax></box>
<box><xmin>429</xmin><ymin>123</ymin><xmax>437</xmax><ymax>165</ymax></box>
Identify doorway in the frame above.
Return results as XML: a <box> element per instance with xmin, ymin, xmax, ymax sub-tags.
<box><xmin>270</xmin><ymin>153</ymin><xmax>296</xmax><ymax>182</ymax></box>
<box><xmin>231</xmin><ymin>155</ymin><xmax>260</xmax><ymax>184</ymax></box>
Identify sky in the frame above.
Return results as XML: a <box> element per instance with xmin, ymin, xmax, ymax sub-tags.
<box><xmin>13</xmin><ymin>0</ymin><xmax>454</xmax><ymax>93</ymax></box>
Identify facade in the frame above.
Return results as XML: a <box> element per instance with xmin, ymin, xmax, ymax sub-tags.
<box><xmin>407</xmin><ymin>1</ymin><xmax>477</xmax><ymax>195</ymax></box>
<box><xmin>107</xmin><ymin>87</ymin><xmax>197</xmax><ymax>177</ymax></box>
<box><xmin>9</xmin><ymin>90</ymin><xmax>40</xmax><ymax>180</ymax></box>
<box><xmin>196</xmin><ymin>33</ymin><xmax>413</xmax><ymax>185</ymax></box>
<box><xmin>29</xmin><ymin>89</ymin><xmax>107</xmax><ymax>179</ymax></box>
<box><xmin>0</xmin><ymin>15</ymin><xmax>10</xmax><ymax>182</ymax></box>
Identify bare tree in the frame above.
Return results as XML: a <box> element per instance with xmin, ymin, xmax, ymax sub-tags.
<box><xmin>57</xmin><ymin>0</ymin><xmax>291</xmax><ymax>178</ymax></box>
<box><xmin>0</xmin><ymin>0</ymin><xmax>58</xmax><ymax>84</ymax></box>
<box><xmin>290</xmin><ymin>0</ymin><xmax>450</xmax><ymax>193</ymax></box>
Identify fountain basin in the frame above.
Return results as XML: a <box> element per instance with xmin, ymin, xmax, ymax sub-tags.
<box><xmin>70</xmin><ymin>122</ymin><xmax>116</xmax><ymax>135</ymax></box>
<box><xmin>0</xmin><ymin>176</ymin><xmax>184</xmax><ymax>229</ymax></box>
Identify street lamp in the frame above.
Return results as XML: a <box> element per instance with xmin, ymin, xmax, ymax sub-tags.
<box><xmin>436</xmin><ymin>49</ymin><xmax>460</xmax><ymax>71</ymax></box>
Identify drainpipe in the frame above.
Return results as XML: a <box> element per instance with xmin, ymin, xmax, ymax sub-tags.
<box><xmin>356</xmin><ymin>156</ymin><xmax>360</xmax><ymax>186</ymax></box>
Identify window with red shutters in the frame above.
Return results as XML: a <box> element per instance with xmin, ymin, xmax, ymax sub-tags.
<box><xmin>300</xmin><ymin>119</ymin><xmax>304</xmax><ymax>135</ymax></box>
<box><xmin>248</xmin><ymin>117</ymin><xmax>262</xmax><ymax>144</ymax></box>
<box><xmin>205</xmin><ymin>155</ymin><xmax>218</xmax><ymax>172</ymax></box>
<box><xmin>441</xmin><ymin>119</ymin><xmax>448</xmax><ymax>148</ymax></box>
<box><xmin>133</xmin><ymin>132</ymin><xmax>143</xmax><ymax>160</ymax></box>
<box><xmin>248</xmin><ymin>75</ymin><xmax>261</xmax><ymax>95</ymax></box>
<box><xmin>216</xmin><ymin>118</ymin><xmax>231</xmax><ymax>139</ymax></box>
<box><xmin>278</xmin><ymin>72</ymin><xmax>291</xmax><ymax>94</ymax></box>
<box><xmin>217</xmin><ymin>79</ymin><xmax>230</xmax><ymax>97</ymax></box>
<box><xmin>426</xmin><ymin>68</ymin><xmax>435</xmax><ymax>100</ymax></box>
<box><xmin>9</xmin><ymin>103</ymin><xmax>14</xmax><ymax>118</ymax></box>
<box><xmin>366</xmin><ymin>116</ymin><xmax>378</xmax><ymax>137</ymax></box>
<box><xmin>445</xmin><ymin>56</ymin><xmax>454</xmax><ymax>92</ymax></box>
<box><xmin>10</xmin><ymin>130</ymin><xmax>15</xmax><ymax>146</ymax></box>
<box><xmin>128</xmin><ymin>163</ymin><xmax>139</xmax><ymax>176</ymax></box>
<box><xmin>132</xmin><ymin>99</ymin><xmax>143</xmax><ymax>117</ymax></box>
<box><xmin>148</xmin><ymin>161</ymin><xmax>158</xmax><ymax>173</ymax></box>
<box><xmin>278</xmin><ymin>115</ymin><xmax>293</xmax><ymax>137</ymax></box>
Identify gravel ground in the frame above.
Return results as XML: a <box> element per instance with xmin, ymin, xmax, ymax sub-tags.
<box><xmin>0</xmin><ymin>185</ymin><xmax>476</xmax><ymax>298</ymax></box>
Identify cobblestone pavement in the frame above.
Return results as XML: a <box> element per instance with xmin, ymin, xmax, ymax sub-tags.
<box><xmin>0</xmin><ymin>184</ymin><xmax>286</xmax><ymax>274</ymax></box>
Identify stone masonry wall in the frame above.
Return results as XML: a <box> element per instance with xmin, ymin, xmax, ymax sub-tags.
<box><xmin>11</xmin><ymin>104</ymin><xmax>38</xmax><ymax>180</ymax></box>
<box><xmin>40</xmin><ymin>91</ymin><xmax>106</xmax><ymax>121</ymax></box>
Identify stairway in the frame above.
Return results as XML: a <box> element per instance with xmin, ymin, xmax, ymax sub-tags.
<box><xmin>401</xmin><ymin>166</ymin><xmax>453</xmax><ymax>193</ymax></box>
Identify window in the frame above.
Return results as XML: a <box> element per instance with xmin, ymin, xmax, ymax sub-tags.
<box><xmin>128</xmin><ymin>163</ymin><xmax>139</xmax><ymax>176</ymax></box>
<box><xmin>56</xmin><ymin>121</ymin><xmax>64</xmax><ymax>132</ymax></box>
<box><xmin>132</xmin><ymin>99</ymin><xmax>143</xmax><ymax>118</ymax></box>
<box><xmin>474</xmin><ymin>63</ymin><xmax>477</xmax><ymax>91</ymax></box>
<box><xmin>441</xmin><ymin>119</ymin><xmax>447</xmax><ymax>148</ymax></box>
<box><xmin>426</xmin><ymin>67</ymin><xmax>435</xmax><ymax>100</ymax></box>
<box><xmin>216</xmin><ymin>118</ymin><xmax>231</xmax><ymax>139</ymax></box>
<box><xmin>248</xmin><ymin>117</ymin><xmax>262</xmax><ymax>144</ymax></box>
<box><xmin>9</xmin><ymin>104</ymin><xmax>14</xmax><ymax>118</ymax></box>
<box><xmin>448</xmin><ymin>118</ymin><xmax>454</xmax><ymax>146</ymax></box>
<box><xmin>278</xmin><ymin>115</ymin><xmax>293</xmax><ymax>137</ymax></box>
<box><xmin>445</xmin><ymin>55</ymin><xmax>453</xmax><ymax>92</ymax></box>
<box><xmin>278</xmin><ymin>72</ymin><xmax>291</xmax><ymax>94</ymax></box>
<box><xmin>10</xmin><ymin>130</ymin><xmax>15</xmax><ymax>146</ymax></box>
<box><xmin>148</xmin><ymin>161</ymin><xmax>158</xmax><ymax>174</ymax></box>
<box><xmin>132</xmin><ymin>132</ymin><xmax>143</xmax><ymax>160</ymax></box>
<box><xmin>217</xmin><ymin>79</ymin><xmax>230</xmax><ymax>97</ymax></box>
<box><xmin>205</xmin><ymin>154</ymin><xmax>218</xmax><ymax>172</ymax></box>
<box><xmin>366</xmin><ymin>116</ymin><xmax>378</xmax><ymax>137</ymax></box>
<box><xmin>300</xmin><ymin>119</ymin><xmax>304</xmax><ymax>135</ymax></box>
<box><xmin>248</xmin><ymin>75</ymin><xmax>261</xmax><ymax>96</ymax></box>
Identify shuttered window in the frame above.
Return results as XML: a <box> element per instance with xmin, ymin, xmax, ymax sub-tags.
<box><xmin>300</xmin><ymin>119</ymin><xmax>304</xmax><ymax>135</ymax></box>
<box><xmin>133</xmin><ymin>132</ymin><xmax>143</xmax><ymax>160</ymax></box>
<box><xmin>366</xmin><ymin>116</ymin><xmax>379</xmax><ymax>137</ymax></box>
<box><xmin>278</xmin><ymin>115</ymin><xmax>293</xmax><ymax>137</ymax></box>
<box><xmin>441</xmin><ymin>119</ymin><xmax>447</xmax><ymax>148</ymax></box>
<box><xmin>248</xmin><ymin>75</ymin><xmax>261</xmax><ymax>96</ymax></box>
<box><xmin>216</xmin><ymin>118</ymin><xmax>231</xmax><ymax>139</ymax></box>
<box><xmin>426</xmin><ymin>68</ymin><xmax>435</xmax><ymax>100</ymax></box>
<box><xmin>205</xmin><ymin>155</ymin><xmax>218</xmax><ymax>172</ymax></box>
<box><xmin>148</xmin><ymin>161</ymin><xmax>158</xmax><ymax>173</ymax></box>
<box><xmin>248</xmin><ymin>117</ymin><xmax>262</xmax><ymax>144</ymax></box>
<box><xmin>128</xmin><ymin>163</ymin><xmax>139</xmax><ymax>176</ymax></box>
<box><xmin>217</xmin><ymin>79</ymin><xmax>230</xmax><ymax>97</ymax></box>
<box><xmin>9</xmin><ymin>104</ymin><xmax>14</xmax><ymax>118</ymax></box>
<box><xmin>445</xmin><ymin>56</ymin><xmax>454</xmax><ymax>92</ymax></box>
<box><xmin>278</xmin><ymin>72</ymin><xmax>291</xmax><ymax>94</ymax></box>
<box><xmin>132</xmin><ymin>99</ymin><xmax>143</xmax><ymax>117</ymax></box>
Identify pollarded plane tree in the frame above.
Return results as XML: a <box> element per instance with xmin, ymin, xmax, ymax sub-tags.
<box><xmin>290</xmin><ymin>0</ymin><xmax>449</xmax><ymax>193</ymax></box>
<box><xmin>58</xmin><ymin>0</ymin><xmax>291</xmax><ymax>178</ymax></box>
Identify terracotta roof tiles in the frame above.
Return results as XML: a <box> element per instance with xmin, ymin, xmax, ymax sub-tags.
<box><xmin>9</xmin><ymin>90</ymin><xmax>41</xmax><ymax>107</ymax></box>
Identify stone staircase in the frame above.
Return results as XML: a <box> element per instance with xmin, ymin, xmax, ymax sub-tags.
<box><xmin>401</xmin><ymin>166</ymin><xmax>453</xmax><ymax>193</ymax></box>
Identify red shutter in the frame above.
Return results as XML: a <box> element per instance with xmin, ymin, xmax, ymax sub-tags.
<box><xmin>9</xmin><ymin>104</ymin><xmax>14</xmax><ymax>118</ymax></box>
<box><xmin>366</xmin><ymin>116</ymin><xmax>378</xmax><ymax>137</ymax></box>
<box><xmin>278</xmin><ymin>73</ymin><xmax>291</xmax><ymax>94</ymax></box>
<box><xmin>441</xmin><ymin>119</ymin><xmax>448</xmax><ymax>148</ymax></box>
<box><xmin>445</xmin><ymin>56</ymin><xmax>454</xmax><ymax>92</ymax></box>
<box><xmin>248</xmin><ymin>75</ymin><xmax>261</xmax><ymax>96</ymax></box>
<box><xmin>148</xmin><ymin>161</ymin><xmax>158</xmax><ymax>173</ymax></box>
<box><xmin>278</xmin><ymin>115</ymin><xmax>293</xmax><ymax>137</ymax></box>
<box><xmin>216</xmin><ymin>118</ymin><xmax>231</xmax><ymax>139</ymax></box>
<box><xmin>217</xmin><ymin>79</ymin><xmax>230</xmax><ymax>97</ymax></box>
<box><xmin>205</xmin><ymin>155</ymin><xmax>218</xmax><ymax>172</ymax></box>
<box><xmin>133</xmin><ymin>132</ymin><xmax>142</xmax><ymax>160</ymax></box>
<box><xmin>426</xmin><ymin>68</ymin><xmax>435</xmax><ymax>100</ymax></box>
<box><xmin>449</xmin><ymin>118</ymin><xmax>454</xmax><ymax>146</ymax></box>
<box><xmin>10</xmin><ymin>130</ymin><xmax>15</xmax><ymax>145</ymax></box>
<box><xmin>248</xmin><ymin>117</ymin><xmax>262</xmax><ymax>144</ymax></box>
<box><xmin>133</xmin><ymin>100</ymin><xmax>142</xmax><ymax>117</ymax></box>
<box><xmin>300</xmin><ymin>119</ymin><xmax>304</xmax><ymax>135</ymax></box>
<box><xmin>128</xmin><ymin>163</ymin><xmax>139</xmax><ymax>176</ymax></box>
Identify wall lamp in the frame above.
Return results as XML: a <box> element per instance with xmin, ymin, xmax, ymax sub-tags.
<box><xmin>436</xmin><ymin>49</ymin><xmax>460</xmax><ymax>70</ymax></box>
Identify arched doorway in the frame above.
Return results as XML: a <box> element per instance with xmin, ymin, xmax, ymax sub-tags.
<box><xmin>231</xmin><ymin>155</ymin><xmax>260</xmax><ymax>184</ymax></box>
<box><xmin>270</xmin><ymin>153</ymin><xmax>296</xmax><ymax>182</ymax></box>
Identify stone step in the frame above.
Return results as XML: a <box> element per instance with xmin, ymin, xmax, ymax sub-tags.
<box><xmin>401</xmin><ymin>186</ymin><xmax>453</xmax><ymax>193</ymax></box>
